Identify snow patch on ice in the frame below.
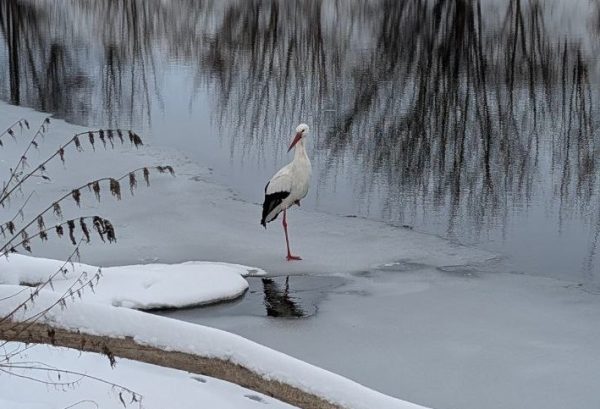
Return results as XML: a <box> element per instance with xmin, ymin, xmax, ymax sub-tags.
<box><xmin>0</xmin><ymin>254</ymin><xmax>265</xmax><ymax>309</ymax></box>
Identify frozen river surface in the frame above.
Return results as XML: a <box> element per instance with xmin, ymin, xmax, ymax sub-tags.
<box><xmin>1</xmin><ymin>99</ymin><xmax>599</xmax><ymax>409</ymax></box>
<box><xmin>2</xmin><ymin>1</ymin><xmax>600</xmax><ymax>407</ymax></box>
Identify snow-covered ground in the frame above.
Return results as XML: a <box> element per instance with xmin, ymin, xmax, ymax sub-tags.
<box><xmin>0</xmin><ymin>342</ymin><xmax>297</xmax><ymax>409</ymax></box>
<box><xmin>1</xmin><ymin>102</ymin><xmax>600</xmax><ymax>409</ymax></box>
<box><xmin>0</xmin><ymin>283</ymin><xmax>426</xmax><ymax>409</ymax></box>
<box><xmin>0</xmin><ymin>254</ymin><xmax>263</xmax><ymax>309</ymax></box>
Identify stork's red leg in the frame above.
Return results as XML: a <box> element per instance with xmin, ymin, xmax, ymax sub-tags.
<box><xmin>282</xmin><ymin>209</ymin><xmax>302</xmax><ymax>261</ymax></box>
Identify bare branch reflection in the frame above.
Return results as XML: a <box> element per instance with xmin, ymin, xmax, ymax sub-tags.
<box><xmin>1</xmin><ymin>0</ymin><xmax>600</xmax><ymax>278</ymax></box>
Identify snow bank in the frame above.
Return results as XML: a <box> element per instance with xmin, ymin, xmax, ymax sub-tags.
<box><xmin>0</xmin><ymin>254</ymin><xmax>264</xmax><ymax>309</ymax></box>
<box><xmin>0</xmin><ymin>284</ymin><xmax>428</xmax><ymax>409</ymax></box>
<box><xmin>0</xmin><ymin>342</ymin><xmax>296</xmax><ymax>409</ymax></box>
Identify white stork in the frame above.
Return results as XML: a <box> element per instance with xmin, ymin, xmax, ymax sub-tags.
<box><xmin>261</xmin><ymin>123</ymin><xmax>312</xmax><ymax>261</ymax></box>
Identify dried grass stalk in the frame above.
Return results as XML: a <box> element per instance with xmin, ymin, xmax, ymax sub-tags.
<box><xmin>104</xmin><ymin>220</ymin><xmax>116</xmax><ymax>243</ymax></box>
<box><xmin>109</xmin><ymin>179</ymin><xmax>121</xmax><ymax>200</ymax></box>
<box><xmin>129</xmin><ymin>172</ymin><xmax>137</xmax><ymax>195</ymax></box>
<box><xmin>107</xmin><ymin>129</ymin><xmax>114</xmax><ymax>147</ymax></box>
<box><xmin>80</xmin><ymin>218</ymin><xmax>90</xmax><ymax>242</ymax></box>
<box><xmin>93</xmin><ymin>216</ymin><xmax>106</xmax><ymax>242</ymax></box>
<box><xmin>143</xmin><ymin>168</ymin><xmax>150</xmax><ymax>187</ymax></box>
<box><xmin>21</xmin><ymin>231</ymin><xmax>31</xmax><ymax>252</ymax></box>
<box><xmin>71</xmin><ymin>189</ymin><xmax>81</xmax><ymax>206</ymax></box>
<box><xmin>67</xmin><ymin>220</ymin><xmax>76</xmax><ymax>245</ymax></box>
<box><xmin>53</xmin><ymin>202</ymin><xmax>63</xmax><ymax>218</ymax></box>
<box><xmin>88</xmin><ymin>132</ymin><xmax>95</xmax><ymax>150</ymax></box>
<box><xmin>99</xmin><ymin>130</ymin><xmax>107</xmax><ymax>148</ymax></box>
<box><xmin>37</xmin><ymin>216</ymin><xmax>45</xmax><ymax>232</ymax></box>
<box><xmin>128</xmin><ymin>131</ymin><xmax>143</xmax><ymax>148</ymax></box>
<box><xmin>156</xmin><ymin>165</ymin><xmax>175</xmax><ymax>176</ymax></box>
<box><xmin>91</xmin><ymin>181</ymin><xmax>101</xmax><ymax>201</ymax></box>
<box><xmin>74</xmin><ymin>135</ymin><xmax>82</xmax><ymax>151</ymax></box>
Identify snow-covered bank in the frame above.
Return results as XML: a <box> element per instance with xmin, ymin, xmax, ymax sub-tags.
<box><xmin>0</xmin><ymin>254</ymin><xmax>264</xmax><ymax>309</ymax></box>
<box><xmin>0</xmin><ymin>284</ymin><xmax>427</xmax><ymax>409</ymax></box>
<box><xmin>0</xmin><ymin>342</ymin><xmax>297</xmax><ymax>409</ymax></box>
<box><xmin>0</xmin><ymin>102</ymin><xmax>494</xmax><ymax>274</ymax></box>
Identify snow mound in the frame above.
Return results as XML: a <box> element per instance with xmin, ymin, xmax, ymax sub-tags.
<box><xmin>0</xmin><ymin>285</ymin><xmax>428</xmax><ymax>409</ymax></box>
<box><xmin>0</xmin><ymin>254</ymin><xmax>265</xmax><ymax>309</ymax></box>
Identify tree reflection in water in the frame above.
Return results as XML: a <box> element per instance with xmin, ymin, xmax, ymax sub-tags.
<box><xmin>1</xmin><ymin>0</ymin><xmax>600</xmax><ymax>279</ymax></box>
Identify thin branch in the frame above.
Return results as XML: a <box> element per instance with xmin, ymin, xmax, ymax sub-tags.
<box><xmin>0</xmin><ymin>242</ymin><xmax>84</xmax><ymax>325</ymax></box>
<box><xmin>7</xmin><ymin>190</ymin><xmax>37</xmax><ymax>224</ymax></box>
<box><xmin>0</xmin><ymin>166</ymin><xmax>172</xmax><ymax>254</ymax></box>
<box><xmin>1</xmin><ymin>118</ymin><xmax>50</xmax><ymax>202</ymax></box>
<box><xmin>0</xmin><ymin>267</ymin><xmax>103</xmax><ymax>356</ymax></box>
<box><xmin>0</xmin><ymin>128</ymin><xmax>143</xmax><ymax>206</ymax></box>
<box><xmin>0</xmin><ymin>118</ymin><xmax>28</xmax><ymax>143</ymax></box>
<box><xmin>0</xmin><ymin>365</ymin><xmax>85</xmax><ymax>388</ymax></box>
<box><xmin>63</xmin><ymin>400</ymin><xmax>99</xmax><ymax>409</ymax></box>
<box><xmin>0</xmin><ymin>364</ymin><xmax>141</xmax><ymax>405</ymax></box>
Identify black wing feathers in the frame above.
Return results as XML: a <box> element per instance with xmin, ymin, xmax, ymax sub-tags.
<box><xmin>261</xmin><ymin>190</ymin><xmax>290</xmax><ymax>228</ymax></box>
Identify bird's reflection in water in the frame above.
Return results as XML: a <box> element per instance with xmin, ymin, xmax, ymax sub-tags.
<box><xmin>261</xmin><ymin>277</ymin><xmax>305</xmax><ymax>318</ymax></box>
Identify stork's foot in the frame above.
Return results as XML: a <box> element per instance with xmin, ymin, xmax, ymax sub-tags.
<box><xmin>286</xmin><ymin>254</ymin><xmax>302</xmax><ymax>261</ymax></box>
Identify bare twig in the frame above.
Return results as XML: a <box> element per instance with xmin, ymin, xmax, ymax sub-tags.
<box><xmin>0</xmin><ymin>127</ymin><xmax>144</xmax><ymax>206</ymax></box>
<box><xmin>1</xmin><ymin>118</ymin><xmax>50</xmax><ymax>202</ymax></box>
<box><xmin>0</xmin><ymin>166</ymin><xmax>172</xmax><ymax>255</ymax></box>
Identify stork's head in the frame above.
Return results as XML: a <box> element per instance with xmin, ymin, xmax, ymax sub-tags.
<box><xmin>288</xmin><ymin>123</ymin><xmax>310</xmax><ymax>152</ymax></box>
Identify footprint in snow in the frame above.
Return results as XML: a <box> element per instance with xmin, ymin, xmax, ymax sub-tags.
<box><xmin>244</xmin><ymin>394</ymin><xmax>267</xmax><ymax>404</ymax></box>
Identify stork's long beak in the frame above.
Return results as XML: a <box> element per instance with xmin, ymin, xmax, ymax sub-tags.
<box><xmin>288</xmin><ymin>132</ymin><xmax>302</xmax><ymax>152</ymax></box>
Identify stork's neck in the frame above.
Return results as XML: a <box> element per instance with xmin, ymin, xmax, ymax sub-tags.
<box><xmin>293</xmin><ymin>139</ymin><xmax>309</xmax><ymax>162</ymax></box>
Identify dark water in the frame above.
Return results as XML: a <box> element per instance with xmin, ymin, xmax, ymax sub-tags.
<box><xmin>1</xmin><ymin>0</ymin><xmax>600</xmax><ymax>283</ymax></box>
<box><xmin>158</xmin><ymin>275</ymin><xmax>346</xmax><ymax>320</ymax></box>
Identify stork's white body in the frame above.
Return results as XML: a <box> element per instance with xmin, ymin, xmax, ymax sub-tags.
<box><xmin>262</xmin><ymin>140</ymin><xmax>311</xmax><ymax>224</ymax></box>
<box><xmin>261</xmin><ymin>123</ymin><xmax>312</xmax><ymax>261</ymax></box>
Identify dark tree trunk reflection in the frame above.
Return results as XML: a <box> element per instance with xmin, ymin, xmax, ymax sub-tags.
<box><xmin>1</xmin><ymin>0</ymin><xmax>599</xmax><ymax>277</ymax></box>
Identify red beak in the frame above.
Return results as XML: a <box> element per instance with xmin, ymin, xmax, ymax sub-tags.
<box><xmin>288</xmin><ymin>132</ymin><xmax>302</xmax><ymax>152</ymax></box>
